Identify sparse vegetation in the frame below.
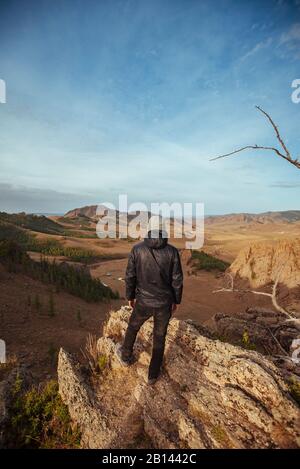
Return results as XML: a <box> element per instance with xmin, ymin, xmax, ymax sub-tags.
<box><xmin>64</xmin><ymin>230</ymin><xmax>98</xmax><ymax>239</ymax></box>
<box><xmin>0</xmin><ymin>219</ymin><xmax>126</xmax><ymax>262</ymax></box>
<box><xmin>211</xmin><ymin>424</ymin><xmax>233</xmax><ymax>447</ymax></box>
<box><xmin>34</xmin><ymin>294</ymin><xmax>41</xmax><ymax>313</ymax></box>
<box><xmin>81</xmin><ymin>333</ymin><xmax>107</xmax><ymax>375</ymax></box>
<box><xmin>191</xmin><ymin>250</ymin><xmax>230</xmax><ymax>272</ymax></box>
<box><xmin>0</xmin><ymin>212</ymin><xmax>65</xmax><ymax>235</ymax></box>
<box><xmin>0</xmin><ymin>240</ymin><xmax>119</xmax><ymax>302</ymax></box>
<box><xmin>6</xmin><ymin>378</ymin><xmax>81</xmax><ymax>448</ymax></box>
<box><xmin>289</xmin><ymin>377</ymin><xmax>300</xmax><ymax>406</ymax></box>
<box><xmin>0</xmin><ymin>356</ymin><xmax>18</xmax><ymax>381</ymax></box>
<box><xmin>98</xmin><ymin>354</ymin><xmax>107</xmax><ymax>371</ymax></box>
<box><xmin>241</xmin><ymin>330</ymin><xmax>256</xmax><ymax>350</ymax></box>
<box><xmin>29</xmin><ymin>239</ymin><xmax>98</xmax><ymax>262</ymax></box>
<box><xmin>0</xmin><ymin>221</ymin><xmax>33</xmax><ymax>245</ymax></box>
<box><xmin>47</xmin><ymin>344</ymin><xmax>58</xmax><ymax>367</ymax></box>
<box><xmin>27</xmin><ymin>294</ymin><xmax>31</xmax><ymax>307</ymax></box>
<box><xmin>48</xmin><ymin>291</ymin><xmax>55</xmax><ymax>317</ymax></box>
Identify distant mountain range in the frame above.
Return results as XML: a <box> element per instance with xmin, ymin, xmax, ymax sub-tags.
<box><xmin>205</xmin><ymin>210</ymin><xmax>300</xmax><ymax>225</ymax></box>
<box><xmin>64</xmin><ymin>206</ymin><xmax>300</xmax><ymax>225</ymax></box>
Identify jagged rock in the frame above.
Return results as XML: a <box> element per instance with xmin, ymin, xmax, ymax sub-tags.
<box><xmin>206</xmin><ymin>308</ymin><xmax>300</xmax><ymax>357</ymax></box>
<box><xmin>58</xmin><ymin>307</ymin><xmax>300</xmax><ymax>449</ymax></box>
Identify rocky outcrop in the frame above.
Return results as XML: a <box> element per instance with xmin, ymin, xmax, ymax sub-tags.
<box><xmin>206</xmin><ymin>308</ymin><xmax>300</xmax><ymax>355</ymax></box>
<box><xmin>229</xmin><ymin>239</ymin><xmax>300</xmax><ymax>290</ymax></box>
<box><xmin>206</xmin><ymin>308</ymin><xmax>300</xmax><ymax>382</ymax></box>
<box><xmin>58</xmin><ymin>307</ymin><xmax>300</xmax><ymax>449</ymax></box>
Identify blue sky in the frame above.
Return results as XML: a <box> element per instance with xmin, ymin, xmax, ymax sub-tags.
<box><xmin>0</xmin><ymin>0</ymin><xmax>299</xmax><ymax>215</ymax></box>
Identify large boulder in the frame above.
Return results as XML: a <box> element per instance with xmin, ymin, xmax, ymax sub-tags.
<box><xmin>58</xmin><ymin>307</ymin><xmax>300</xmax><ymax>449</ymax></box>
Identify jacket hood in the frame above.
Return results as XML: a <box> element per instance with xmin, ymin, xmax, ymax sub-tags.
<box><xmin>144</xmin><ymin>229</ymin><xmax>168</xmax><ymax>249</ymax></box>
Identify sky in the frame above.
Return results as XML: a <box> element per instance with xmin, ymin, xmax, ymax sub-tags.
<box><xmin>0</xmin><ymin>0</ymin><xmax>300</xmax><ymax>215</ymax></box>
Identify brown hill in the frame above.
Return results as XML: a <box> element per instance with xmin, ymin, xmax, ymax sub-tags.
<box><xmin>66</xmin><ymin>207</ymin><xmax>300</xmax><ymax>225</ymax></box>
<box><xmin>64</xmin><ymin>205</ymin><xmax>153</xmax><ymax>222</ymax></box>
<box><xmin>64</xmin><ymin>205</ymin><xmax>104</xmax><ymax>219</ymax></box>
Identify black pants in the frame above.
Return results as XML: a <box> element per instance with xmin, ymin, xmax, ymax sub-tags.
<box><xmin>121</xmin><ymin>302</ymin><xmax>172</xmax><ymax>379</ymax></box>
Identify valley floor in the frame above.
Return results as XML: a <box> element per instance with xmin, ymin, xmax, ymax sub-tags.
<box><xmin>2</xmin><ymin>212</ymin><xmax>299</xmax><ymax>383</ymax></box>
<box><xmin>0</xmin><ymin>264</ymin><xmax>123</xmax><ymax>381</ymax></box>
<box><xmin>0</xmin><ymin>254</ymin><xmax>272</xmax><ymax>382</ymax></box>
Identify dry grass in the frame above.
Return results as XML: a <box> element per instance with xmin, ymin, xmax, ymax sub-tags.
<box><xmin>81</xmin><ymin>333</ymin><xmax>107</xmax><ymax>375</ymax></box>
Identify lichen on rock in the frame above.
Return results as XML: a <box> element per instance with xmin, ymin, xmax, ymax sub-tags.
<box><xmin>58</xmin><ymin>306</ymin><xmax>300</xmax><ymax>449</ymax></box>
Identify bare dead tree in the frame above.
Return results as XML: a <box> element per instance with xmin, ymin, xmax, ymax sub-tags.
<box><xmin>213</xmin><ymin>271</ymin><xmax>298</xmax><ymax>321</ymax></box>
<box><xmin>210</xmin><ymin>106</ymin><xmax>300</xmax><ymax>170</ymax></box>
<box><xmin>213</xmin><ymin>270</ymin><xmax>300</xmax><ymax>356</ymax></box>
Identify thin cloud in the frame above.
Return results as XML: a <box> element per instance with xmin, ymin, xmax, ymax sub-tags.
<box><xmin>280</xmin><ymin>22</ymin><xmax>300</xmax><ymax>44</ymax></box>
<box><xmin>240</xmin><ymin>37</ymin><xmax>273</xmax><ymax>62</ymax></box>
<box><xmin>278</xmin><ymin>22</ymin><xmax>300</xmax><ymax>59</ymax></box>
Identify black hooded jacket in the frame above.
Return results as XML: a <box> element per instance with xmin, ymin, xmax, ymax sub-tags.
<box><xmin>125</xmin><ymin>232</ymin><xmax>183</xmax><ymax>308</ymax></box>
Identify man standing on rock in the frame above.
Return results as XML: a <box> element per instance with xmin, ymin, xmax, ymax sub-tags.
<box><xmin>116</xmin><ymin>223</ymin><xmax>183</xmax><ymax>385</ymax></box>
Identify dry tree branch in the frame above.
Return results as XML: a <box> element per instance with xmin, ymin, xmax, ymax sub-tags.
<box><xmin>213</xmin><ymin>271</ymin><xmax>297</xmax><ymax>321</ymax></box>
<box><xmin>213</xmin><ymin>271</ymin><xmax>300</xmax><ymax>354</ymax></box>
<box><xmin>210</xmin><ymin>106</ymin><xmax>300</xmax><ymax>169</ymax></box>
<box><xmin>265</xmin><ymin>327</ymin><xmax>289</xmax><ymax>357</ymax></box>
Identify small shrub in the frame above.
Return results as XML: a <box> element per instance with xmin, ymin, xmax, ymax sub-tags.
<box><xmin>98</xmin><ymin>354</ymin><xmax>107</xmax><ymax>371</ymax></box>
<box><xmin>7</xmin><ymin>379</ymin><xmax>81</xmax><ymax>448</ymax></box>
<box><xmin>241</xmin><ymin>330</ymin><xmax>256</xmax><ymax>350</ymax></box>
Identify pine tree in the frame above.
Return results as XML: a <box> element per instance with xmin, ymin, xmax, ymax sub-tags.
<box><xmin>34</xmin><ymin>294</ymin><xmax>41</xmax><ymax>313</ymax></box>
<box><xmin>76</xmin><ymin>309</ymin><xmax>82</xmax><ymax>324</ymax></box>
<box><xmin>48</xmin><ymin>292</ymin><xmax>55</xmax><ymax>317</ymax></box>
<box><xmin>27</xmin><ymin>295</ymin><xmax>31</xmax><ymax>307</ymax></box>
